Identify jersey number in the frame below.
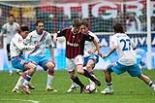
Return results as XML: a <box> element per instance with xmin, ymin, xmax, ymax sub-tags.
<box><xmin>120</xmin><ymin>39</ymin><xmax>131</xmax><ymax>51</ymax></box>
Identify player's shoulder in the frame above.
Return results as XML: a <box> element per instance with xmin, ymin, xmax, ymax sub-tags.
<box><xmin>62</xmin><ymin>27</ymin><xmax>71</xmax><ymax>32</ymax></box>
<box><xmin>2</xmin><ymin>23</ymin><xmax>9</xmax><ymax>28</ymax></box>
<box><xmin>12</xmin><ymin>33</ymin><xmax>22</xmax><ymax>41</ymax></box>
<box><xmin>13</xmin><ymin>22</ymin><xmax>19</xmax><ymax>26</ymax></box>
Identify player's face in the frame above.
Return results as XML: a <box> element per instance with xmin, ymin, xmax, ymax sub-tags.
<box><xmin>8</xmin><ymin>16</ymin><xmax>14</xmax><ymax>24</ymax></box>
<box><xmin>80</xmin><ymin>25</ymin><xmax>88</xmax><ymax>34</ymax></box>
<box><xmin>36</xmin><ymin>22</ymin><xmax>44</xmax><ymax>33</ymax></box>
<box><xmin>21</xmin><ymin>31</ymin><xmax>29</xmax><ymax>39</ymax></box>
<box><xmin>73</xmin><ymin>27</ymin><xmax>80</xmax><ymax>34</ymax></box>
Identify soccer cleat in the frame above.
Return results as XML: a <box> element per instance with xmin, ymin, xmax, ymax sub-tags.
<box><xmin>67</xmin><ymin>84</ymin><xmax>79</xmax><ymax>93</ymax></box>
<box><xmin>46</xmin><ymin>87</ymin><xmax>58</xmax><ymax>92</ymax></box>
<box><xmin>12</xmin><ymin>88</ymin><xmax>20</xmax><ymax>93</ymax></box>
<box><xmin>101</xmin><ymin>87</ymin><xmax>113</xmax><ymax>94</ymax></box>
<box><xmin>21</xmin><ymin>85</ymin><xmax>31</xmax><ymax>94</ymax></box>
<box><xmin>151</xmin><ymin>84</ymin><xmax>155</xmax><ymax>92</ymax></box>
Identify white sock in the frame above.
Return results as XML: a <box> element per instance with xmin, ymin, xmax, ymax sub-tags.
<box><xmin>46</xmin><ymin>74</ymin><xmax>54</xmax><ymax>88</ymax></box>
<box><xmin>71</xmin><ymin>82</ymin><xmax>78</xmax><ymax>88</ymax></box>
<box><xmin>89</xmin><ymin>79</ymin><xmax>95</xmax><ymax>86</ymax></box>
<box><xmin>23</xmin><ymin>75</ymin><xmax>31</xmax><ymax>86</ymax></box>
<box><xmin>14</xmin><ymin>76</ymin><xmax>24</xmax><ymax>89</ymax></box>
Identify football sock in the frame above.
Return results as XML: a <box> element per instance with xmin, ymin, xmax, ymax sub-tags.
<box><xmin>72</xmin><ymin>76</ymin><xmax>84</xmax><ymax>88</ymax></box>
<box><xmin>47</xmin><ymin>74</ymin><xmax>54</xmax><ymax>88</ymax></box>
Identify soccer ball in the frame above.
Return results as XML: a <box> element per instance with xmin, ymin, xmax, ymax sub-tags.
<box><xmin>85</xmin><ymin>84</ymin><xmax>96</xmax><ymax>93</ymax></box>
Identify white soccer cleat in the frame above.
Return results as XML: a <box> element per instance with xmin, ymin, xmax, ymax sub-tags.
<box><xmin>46</xmin><ymin>86</ymin><xmax>58</xmax><ymax>92</ymax></box>
<box><xmin>12</xmin><ymin>88</ymin><xmax>20</xmax><ymax>93</ymax></box>
<box><xmin>151</xmin><ymin>84</ymin><xmax>155</xmax><ymax>92</ymax></box>
<box><xmin>101</xmin><ymin>87</ymin><xmax>113</xmax><ymax>94</ymax></box>
<box><xmin>67</xmin><ymin>84</ymin><xmax>79</xmax><ymax>93</ymax></box>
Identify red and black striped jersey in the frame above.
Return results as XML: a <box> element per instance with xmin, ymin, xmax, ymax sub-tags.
<box><xmin>57</xmin><ymin>28</ymin><xmax>94</xmax><ymax>58</ymax></box>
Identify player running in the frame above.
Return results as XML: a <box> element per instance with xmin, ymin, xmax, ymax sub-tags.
<box><xmin>24</xmin><ymin>20</ymin><xmax>57</xmax><ymax>92</ymax></box>
<box><xmin>11</xmin><ymin>25</ymin><xmax>36</xmax><ymax>94</ymax></box>
<box><xmin>54</xmin><ymin>18</ymin><xmax>101</xmax><ymax>93</ymax></box>
<box><xmin>67</xmin><ymin>19</ymin><xmax>100</xmax><ymax>93</ymax></box>
<box><xmin>100</xmin><ymin>23</ymin><xmax>155</xmax><ymax>94</ymax></box>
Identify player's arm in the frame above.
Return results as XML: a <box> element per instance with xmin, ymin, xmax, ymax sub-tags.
<box><xmin>13</xmin><ymin>37</ymin><xmax>34</xmax><ymax>51</ymax></box>
<box><xmin>100</xmin><ymin>36</ymin><xmax>117</xmax><ymax>58</ymax></box>
<box><xmin>84</xmin><ymin>34</ymin><xmax>100</xmax><ymax>54</ymax></box>
<box><xmin>47</xmin><ymin>33</ymin><xmax>55</xmax><ymax>63</ymax></box>
<box><xmin>53</xmin><ymin>29</ymin><xmax>67</xmax><ymax>42</ymax></box>
<box><xmin>0</xmin><ymin>24</ymin><xmax>6</xmax><ymax>37</ymax></box>
<box><xmin>101</xmin><ymin>47</ymin><xmax>116</xmax><ymax>58</ymax></box>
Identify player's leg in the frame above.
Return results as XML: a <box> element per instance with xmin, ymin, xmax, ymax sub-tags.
<box><xmin>139</xmin><ymin>74</ymin><xmax>155</xmax><ymax>91</ymax></box>
<box><xmin>128</xmin><ymin>64</ymin><xmax>155</xmax><ymax>92</ymax></box>
<box><xmin>66</xmin><ymin>58</ymin><xmax>85</xmax><ymax>93</ymax></box>
<box><xmin>11</xmin><ymin>56</ymin><xmax>36</xmax><ymax>94</ymax></box>
<box><xmin>67</xmin><ymin>70</ymin><xmax>79</xmax><ymax>93</ymax></box>
<box><xmin>85</xmin><ymin>55</ymin><xmax>99</xmax><ymax>88</ymax></box>
<box><xmin>101</xmin><ymin>62</ymin><xmax>125</xmax><ymax>94</ymax></box>
<box><xmin>75</xmin><ymin>55</ymin><xmax>101</xmax><ymax>86</ymax></box>
<box><xmin>22</xmin><ymin>62</ymin><xmax>36</xmax><ymax>94</ymax></box>
<box><xmin>101</xmin><ymin>65</ymin><xmax>113</xmax><ymax>94</ymax></box>
<box><xmin>43</xmin><ymin>61</ymin><xmax>57</xmax><ymax>92</ymax></box>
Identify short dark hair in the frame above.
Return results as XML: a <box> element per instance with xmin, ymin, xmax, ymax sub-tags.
<box><xmin>113</xmin><ymin>23</ymin><xmax>125</xmax><ymax>33</ymax></box>
<box><xmin>72</xmin><ymin>18</ymin><xmax>81</xmax><ymax>28</ymax></box>
<box><xmin>20</xmin><ymin>25</ymin><xmax>29</xmax><ymax>32</ymax></box>
<box><xmin>81</xmin><ymin>19</ymin><xmax>89</xmax><ymax>27</ymax></box>
<box><xmin>36</xmin><ymin>19</ymin><xmax>44</xmax><ymax>26</ymax></box>
<box><xmin>8</xmin><ymin>14</ymin><xmax>14</xmax><ymax>18</ymax></box>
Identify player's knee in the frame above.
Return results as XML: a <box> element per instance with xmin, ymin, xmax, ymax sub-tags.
<box><xmin>69</xmin><ymin>72</ymin><xmax>75</xmax><ymax>79</ymax></box>
<box><xmin>46</xmin><ymin>62</ymin><xmax>55</xmax><ymax>69</ymax></box>
<box><xmin>86</xmin><ymin>63</ymin><xmax>94</xmax><ymax>71</ymax></box>
<box><xmin>77</xmin><ymin>68</ymin><xmax>84</xmax><ymax>74</ymax></box>
<box><xmin>105</xmin><ymin>66</ymin><xmax>113</xmax><ymax>73</ymax></box>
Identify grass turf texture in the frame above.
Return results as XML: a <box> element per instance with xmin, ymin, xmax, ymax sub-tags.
<box><xmin>0</xmin><ymin>70</ymin><xmax>155</xmax><ymax>103</ymax></box>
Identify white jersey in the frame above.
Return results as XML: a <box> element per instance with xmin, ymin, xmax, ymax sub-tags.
<box><xmin>110</xmin><ymin>33</ymin><xmax>136</xmax><ymax>66</ymax></box>
<box><xmin>0</xmin><ymin>22</ymin><xmax>20</xmax><ymax>44</ymax></box>
<box><xmin>10</xmin><ymin>33</ymin><xmax>33</xmax><ymax>57</ymax></box>
<box><xmin>84</xmin><ymin>31</ymin><xmax>99</xmax><ymax>57</ymax></box>
<box><xmin>24</xmin><ymin>30</ymin><xmax>53</xmax><ymax>56</ymax></box>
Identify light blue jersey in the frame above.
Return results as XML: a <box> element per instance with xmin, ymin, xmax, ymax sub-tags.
<box><xmin>24</xmin><ymin>30</ymin><xmax>53</xmax><ymax>70</ymax></box>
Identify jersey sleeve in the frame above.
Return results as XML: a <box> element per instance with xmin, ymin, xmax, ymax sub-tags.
<box><xmin>84</xmin><ymin>34</ymin><xmax>94</xmax><ymax>41</ymax></box>
<box><xmin>12</xmin><ymin>36</ymin><xmax>29</xmax><ymax>50</ymax></box>
<box><xmin>110</xmin><ymin>35</ymin><xmax>118</xmax><ymax>49</ymax></box>
<box><xmin>57</xmin><ymin>29</ymin><xmax>67</xmax><ymax>37</ymax></box>
<box><xmin>0</xmin><ymin>24</ymin><xmax>7</xmax><ymax>35</ymax></box>
<box><xmin>46</xmin><ymin>32</ymin><xmax>53</xmax><ymax>48</ymax></box>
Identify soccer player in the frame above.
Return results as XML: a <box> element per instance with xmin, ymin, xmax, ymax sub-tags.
<box><xmin>0</xmin><ymin>14</ymin><xmax>20</xmax><ymax>74</ymax></box>
<box><xmin>54</xmin><ymin>18</ymin><xmax>101</xmax><ymax>93</ymax></box>
<box><xmin>100</xmin><ymin>23</ymin><xmax>155</xmax><ymax>94</ymax></box>
<box><xmin>10</xmin><ymin>25</ymin><xmax>36</xmax><ymax>94</ymax></box>
<box><xmin>24</xmin><ymin>20</ymin><xmax>57</xmax><ymax>92</ymax></box>
<box><xmin>67</xmin><ymin>19</ymin><xmax>100</xmax><ymax>93</ymax></box>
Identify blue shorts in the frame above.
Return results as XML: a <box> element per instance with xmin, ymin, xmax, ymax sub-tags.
<box><xmin>83</xmin><ymin>54</ymin><xmax>99</xmax><ymax>67</ymax></box>
<box><xmin>11</xmin><ymin>55</ymin><xmax>30</xmax><ymax>71</ymax></box>
<box><xmin>110</xmin><ymin>62</ymin><xmax>142</xmax><ymax>77</ymax></box>
<box><xmin>28</xmin><ymin>55</ymin><xmax>51</xmax><ymax>71</ymax></box>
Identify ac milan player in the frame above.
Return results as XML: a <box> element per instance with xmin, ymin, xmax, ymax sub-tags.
<box><xmin>54</xmin><ymin>18</ymin><xmax>101</xmax><ymax>93</ymax></box>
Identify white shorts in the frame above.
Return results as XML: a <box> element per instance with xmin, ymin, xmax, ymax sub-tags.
<box><xmin>66</xmin><ymin>55</ymin><xmax>84</xmax><ymax>72</ymax></box>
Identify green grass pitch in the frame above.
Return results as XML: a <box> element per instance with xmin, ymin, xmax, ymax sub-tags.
<box><xmin>0</xmin><ymin>70</ymin><xmax>155</xmax><ymax>103</ymax></box>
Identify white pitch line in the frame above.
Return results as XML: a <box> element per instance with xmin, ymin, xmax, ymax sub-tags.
<box><xmin>0</xmin><ymin>99</ymin><xmax>40</xmax><ymax>103</ymax></box>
